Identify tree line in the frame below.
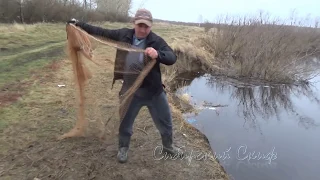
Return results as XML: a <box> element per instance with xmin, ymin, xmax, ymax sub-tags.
<box><xmin>0</xmin><ymin>0</ymin><xmax>132</xmax><ymax>23</ymax></box>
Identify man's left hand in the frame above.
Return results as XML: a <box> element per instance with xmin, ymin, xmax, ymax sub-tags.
<box><xmin>145</xmin><ymin>47</ymin><xmax>158</xmax><ymax>59</ymax></box>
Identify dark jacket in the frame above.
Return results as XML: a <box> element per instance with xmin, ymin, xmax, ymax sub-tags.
<box><xmin>75</xmin><ymin>22</ymin><xmax>177</xmax><ymax>96</ymax></box>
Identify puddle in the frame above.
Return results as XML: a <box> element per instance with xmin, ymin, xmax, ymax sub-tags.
<box><xmin>176</xmin><ymin>73</ymin><xmax>320</xmax><ymax>180</ymax></box>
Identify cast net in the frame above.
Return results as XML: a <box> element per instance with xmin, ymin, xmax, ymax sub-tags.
<box><xmin>59</xmin><ymin>24</ymin><xmax>156</xmax><ymax>140</ymax></box>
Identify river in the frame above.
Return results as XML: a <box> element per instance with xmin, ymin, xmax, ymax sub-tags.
<box><xmin>175</xmin><ymin>72</ymin><xmax>320</xmax><ymax>180</ymax></box>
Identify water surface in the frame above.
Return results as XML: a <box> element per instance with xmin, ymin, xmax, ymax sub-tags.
<box><xmin>177</xmin><ymin>74</ymin><xmax>320</xmax><ymax>180</ymax></box>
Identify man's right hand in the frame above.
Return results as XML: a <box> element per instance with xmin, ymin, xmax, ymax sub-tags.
<box><xmin>67</xmin><ymin>18</ymin><xmax>78</xmax><ymax>25</ymax></box>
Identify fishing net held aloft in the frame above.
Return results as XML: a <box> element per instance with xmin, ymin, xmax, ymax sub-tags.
<box><xmin>58</xmin><ymin>24</ymin><xmax>156</xmax><ymax>140</ymax></box>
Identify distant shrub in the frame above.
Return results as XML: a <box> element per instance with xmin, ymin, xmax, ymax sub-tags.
<box><xmin>0</xmin><ymin>0</ymin><xmax>131</xmax><ymax>23</ymax></box>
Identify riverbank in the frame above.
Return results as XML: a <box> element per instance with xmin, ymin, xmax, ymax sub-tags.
<box><xmin>0</xmin><ymin>22</ymin><xmax>229</xmax><ymax>180</ymax></box>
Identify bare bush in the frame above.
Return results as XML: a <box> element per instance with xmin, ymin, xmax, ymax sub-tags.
<box><xmin>201</xmin><ymin>13</ymin><xmax>320</xmax><ymax>84</ymax></box>
<box><xmin>202</xmin><ymin>21</ymin><xmax>215</xmax><ymax>32</ymax></box>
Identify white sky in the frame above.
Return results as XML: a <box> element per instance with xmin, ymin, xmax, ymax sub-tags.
<box><xmin>130</xmin><ymin>0</ymin><xmax>320</xmax><ymax>24</ymax></box>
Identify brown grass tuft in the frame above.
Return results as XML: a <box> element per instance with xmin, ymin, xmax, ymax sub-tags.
<box><xmin>162</xmin><ymin>37</ymin><xmax>221</xmax><ymax>87</ymax></box>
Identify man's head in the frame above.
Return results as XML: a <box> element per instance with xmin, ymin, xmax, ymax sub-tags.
<box><xmin>133</xmin><ymin>8</ymin><xmax>153</xmax><ymax>39</ymax></box>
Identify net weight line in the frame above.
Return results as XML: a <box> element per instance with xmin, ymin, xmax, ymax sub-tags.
<box><xmin>59</xmin><ymin>24</ymin><xmax>157</xmax><ymax>140</ymax></box>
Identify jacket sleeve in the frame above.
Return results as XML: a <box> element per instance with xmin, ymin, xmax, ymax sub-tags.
<box><xmin>76</xmin><ymin>22</ymin><xmax>120</xmax><ymax>41</ymax></box>
<box><xmin>156</xmin><ymin>38</ymin><xmax>177</xmax><ymax>65</ymax></box>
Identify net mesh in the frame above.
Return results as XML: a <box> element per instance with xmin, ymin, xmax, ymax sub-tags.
<box><xmin>59</xmin><ymin>24</ymin><xmax>156</xmax><ymax>140</ymax></box>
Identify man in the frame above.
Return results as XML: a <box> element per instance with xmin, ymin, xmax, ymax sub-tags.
<box><xmin>67</xmin><ymin>8</ymin><xmax>182</xmax><ymax>163</ymax></box>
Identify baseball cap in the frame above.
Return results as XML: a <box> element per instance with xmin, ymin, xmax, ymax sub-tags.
<box><xmin>134</xmin><ymin>8</ymin><xmax>153</xmax><ymax>27</ymax></box>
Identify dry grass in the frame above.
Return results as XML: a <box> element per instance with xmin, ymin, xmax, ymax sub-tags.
<box><xmin>200</xmin><ymin>15</ymin><xmax>320</xmax><ymax>84</ymax></box>
<box><xmin>0</xmin><ymin>22</ymin><xmax>32</xmax><ymax>32</ymax></box>
<box><xmin>161</xmin><ymin>32</ymin><xmax>219</xmax><ymax>87</ymax></box>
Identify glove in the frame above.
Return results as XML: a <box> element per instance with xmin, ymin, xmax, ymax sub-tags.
<box><xmin>67</xmin><ymin>18</ymin><xmax>79</xmax><ymax>25</ymax></box>
<box><xmin>66</xmin><ymin>18</ymin><xmax>79</xmax><ymax>39</ymax></box>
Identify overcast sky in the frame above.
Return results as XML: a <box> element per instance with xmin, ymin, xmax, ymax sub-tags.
<box><xmin>130</xmin><ymin>0</ymin><xmax>320</xmax><ymax>23</ymax></box>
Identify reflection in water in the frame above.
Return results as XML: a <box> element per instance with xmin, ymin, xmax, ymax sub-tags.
<box><xmin>169</xmin><ymin>71</ymin><xmax>206</xmax><ymax>92</ymax></box>
<box><xmin>204</xmin><ymin>75</ymin><xmax>320</xmax><ymax>131</ymax></box>
<box><xmin>175</xmin><ymin>72</ymin><xmax>320</xmax><ymax>180</ymax></box>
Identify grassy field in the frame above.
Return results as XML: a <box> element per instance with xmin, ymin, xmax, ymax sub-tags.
<box><xmin>0</xmin><ymin>22</ymin><xmax>229</xmax><ymax>180</ymax></box>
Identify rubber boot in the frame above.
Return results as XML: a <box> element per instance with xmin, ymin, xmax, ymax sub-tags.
<box><xmin>117</xmin><ymin>136</ymin><xmax>130</xmax><ymax>163</ymax></box>
<box><xmin>161</xmin><ymin>134</ymin><xmax>184</xmax><ymax>158</ymax></box>
<box><xmin>117</xmin><ymin>147</ymin><xmax>129</xmax><ymax>163</ymax></box>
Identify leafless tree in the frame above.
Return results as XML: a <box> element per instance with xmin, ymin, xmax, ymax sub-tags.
<box><xmin>0</xmin><ymin>0</ymin><xmax>131</xmax><ymax>23</ymax></box>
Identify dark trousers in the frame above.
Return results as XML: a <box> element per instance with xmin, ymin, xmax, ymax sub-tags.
<box><xmin>118</xmin><ymin>89</ymin><xmax>173</xmax><ymax>148</ymax></box>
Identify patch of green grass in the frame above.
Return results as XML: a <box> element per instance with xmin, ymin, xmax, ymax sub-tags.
<box><xmin>0</xmin><ymin>23</ymin><xmax>67</xmax><ymax>88</ymax></box>
<box><xmin>0</xmin><ymin>101</ymin><xmax>29</xmax><ymax>131</ymax></box>
<box><xmin>0</xmin><ymin>42</ymin><xmax>66</xmax><ymax>87</ymax></box>
<box><xmin>0</xmin><ymin>94</ymin><xmax>71</xmax><ymax>154</ymax></box>
<box><xmin>1</xmin><ymin>41</ymin><xmax>65</xmax><ymax>61</ymax></box>
<box><xmin>0</xmin><ymin>117</ymin><xmax>7</xmax><ymax>131</ymax></box>
<box><xmin>0</xmin><ymin>23</ymin><xmax>66</xmax><ymax>52</ymax></box>
<box><xmin>0</xmin><ymin>40</ymin><xmax>63</xmax><ymax>57</ymax></box>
